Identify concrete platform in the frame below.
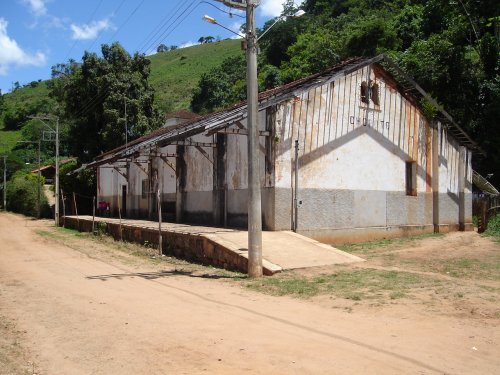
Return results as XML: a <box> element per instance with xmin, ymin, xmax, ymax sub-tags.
<box><xmin>62</xmin><ymin>216</ymin><xmax>364</xmax><ymax>275</ymax></box>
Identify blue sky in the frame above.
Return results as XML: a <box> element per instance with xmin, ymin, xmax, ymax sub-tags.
<box><xmin>0</xmin><ymin>0</ymin><xmax>304</xmax><ymax>94</ymax></box>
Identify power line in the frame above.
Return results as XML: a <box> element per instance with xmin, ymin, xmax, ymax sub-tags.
<box><xmin>62</xmin><ymin>0</ymin><xmax>105</xmax><ymax>62</ymax></box>
<box><xmin>135</xmin><ymin>0</ymin><xmax>185</xmax><ymax>52</ymax></box>
<box><xmin>87</xmin><ymin>0</ymin><xmax>129</xmax><ymax>53</ymax></box>
<box><xmin>141</xmin><ymin>0</ymin><xmax>200</xmax><ymax>54</ymax></box>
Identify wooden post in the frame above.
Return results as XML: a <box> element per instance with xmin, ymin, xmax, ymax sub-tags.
<box><xmin>92</xmin><ymin>196</ymin><xmax>96</xmax><ymax>235</ymax></box>
<box><xmin>157</xmin><ymin>187</ymin><xmax>162</xmax><ymax>255</ymax></box>
<box><xmin>118</xmin><ymin>192</ymin><xmax>123</xmax><ymax>242</ymax></box>
<box><xmin>73</xmin><ymin>192</ymin><xmax>79</xmax><ymax>230</ymax></box>
<box><xmin>60</xmin><ymin>188</ymin><xmax>66</xmax><ymax>228</ymax></box>
<box><xmin>458</xmin><ymin>146</ymin><xmax>466</xmax><ymax>231</ymax></box>
<box><xmin>432</xmin><ymin>122</ymin><xmax>440</xmax><ymax>233</ymax></box>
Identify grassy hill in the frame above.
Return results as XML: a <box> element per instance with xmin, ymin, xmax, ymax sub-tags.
<box><xmin>148</xmin><ymin>39</ymin><xmax>242</xmax><ymax>112</ymax></box>
<box><xmin>0</xmin><ymin>81</ymin><xmax>54</xmax><ymax>155</ymax></box>
<box><xmin>0</xmin><ymin>39</ymin><xmax>242</xmax><ymax>155</ymax></box>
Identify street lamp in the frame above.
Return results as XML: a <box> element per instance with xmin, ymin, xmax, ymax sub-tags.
<box><xmin>18</xmin><ymin>140</ymin><xmax>42</xmax><ymax>218</ymax></box>
<box><xmin>257</xmin><ymin>9</ymin><xmax>305</xmax><ymax>41</ymax></box>
<box><xmin>203</xmin><ymin>0</ymin><xmax>262</xmax><ymax>277</ymax></box>
<box><xmin>29</xmin><ymin>116</ymin><xmax>60</xmax><ymax>226</ymax></box>
<box><xmin>204</xmin><ymin>2</ymin><xmax>305</xmax><ymax>277</ymax></box>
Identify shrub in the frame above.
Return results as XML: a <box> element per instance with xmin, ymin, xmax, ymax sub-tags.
<box><xmin>485</xmin><ymin>213</ymin><xmax>500</xmax><ymax>237</ymax></box>
<box><xmin>6</xmin><ymin>172</ymin><xmax>51</xmax><ymax>217</ymax></box>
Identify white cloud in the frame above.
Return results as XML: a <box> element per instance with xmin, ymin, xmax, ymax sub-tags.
<box><xmin>0</xmin><ymin>18</ymin><xmax>46</xmax><ymax>75</ymax></box>
<box><xmin>259</xmin><ymin>0</ymin><xmax>305</xmax><ymax>18</ymax></box>
<box><xmin>230</xmin><ymin>20</ymin><xmax>244</xmax><ymax>34</ymax></box>
<box><xmin>70</xmin><ymin>18</ymin><xmax>111</xmax><ymax>40</ymax></box>
<box><xmin>21</xmin><ymin>0</ymin><xmax>48</xmax><ymax>16</ymax></box>
<box><xmin>179</xmin><ymin>41</ymin><xmax>197</xmax><ymax>49</ymax></box>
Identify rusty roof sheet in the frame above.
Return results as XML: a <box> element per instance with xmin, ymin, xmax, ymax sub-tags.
<box><xmin>88</xmin><ymin>54</ymin><xmax>481</xmax><ymax>168</ymax></box>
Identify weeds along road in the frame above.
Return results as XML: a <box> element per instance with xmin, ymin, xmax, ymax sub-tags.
<box><xmin>0</xmin><ymin>212</ymin><xmax>498</xmax><ymax>375</ymax></box>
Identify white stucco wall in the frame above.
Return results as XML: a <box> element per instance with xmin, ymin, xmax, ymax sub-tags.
<box><xmin>275</xmin><ymin>64</ymin><xmax>433</xmax><ymax>194</ymax></box>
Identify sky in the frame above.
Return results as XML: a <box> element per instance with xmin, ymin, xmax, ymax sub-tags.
<box><xmin>0</xmin><ymin>0</ymin><xmax>304</xmax><ymax>94</ymax></box>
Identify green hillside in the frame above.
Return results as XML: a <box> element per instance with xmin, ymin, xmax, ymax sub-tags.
<box><xmin>0</xmin><ymin>81</ymin><xmax>55</xmax><ymax>155</ymax></box>
<box><xmin>148</xmin><ymin>39</ymin><xmax>242</xmax><ymax>112</ymax></box>
<box><xmin>0</xmin><ymin>39</ymin><xmax>241</xmax><ymax>155</ymax></box>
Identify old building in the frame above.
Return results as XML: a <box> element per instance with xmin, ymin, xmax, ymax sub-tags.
<box><xmin>88</xmin><ymin>55</ymin><xmax>479</xmax><ymax>243</ymax></box>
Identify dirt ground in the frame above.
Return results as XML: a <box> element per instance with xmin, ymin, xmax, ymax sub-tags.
<box><xmin>0</xmin><ymin>212</ymin><xmax>499</xmax><ymax>375</ymax></box>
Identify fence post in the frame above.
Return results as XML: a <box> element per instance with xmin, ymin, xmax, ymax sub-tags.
<box><xmin>60</xmin><ymin>188</ymin><xmax>66</xmax><ymax>228</ymax></box>
<box><xmin>92</xmin><ymin>196</ymin><xmax>96</xmax><ymax>235</ymax></box>
<box><xmin>73</xmin><ymin>192</ymin><xmax>79</xmax><ymax>231</ymax></box>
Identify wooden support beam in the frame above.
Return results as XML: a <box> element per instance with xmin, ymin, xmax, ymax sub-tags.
<box><xmin>133</xmin><ymin>161</ymin><xmax>149</xmax><ymax>176</ymax></box>
<box><xmin>172</xmin><ymin>140</ymin><xmax>216</xmax><ymax>148</ymax></box>
<box><xmin>215</xmin><ymin>128</ymin><xmax>270</xmax><ymax>136</ymax></box>
<box><xmin>195</xmin><ymin>146</ymin><xmax>214</xmax><ymax>165</ymax></box>
<box><xmin>159</xmin><ymin>155</ymin><xmax>176</xmax><ymax>172</ymax></box>
<box><xmin>113</xmin><ymin>167</ymin><xmax>128</xmax><ymax>180</ymax></box>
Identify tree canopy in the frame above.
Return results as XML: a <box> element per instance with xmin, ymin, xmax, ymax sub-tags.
<box><xmin>49</xmin><ymin>42</ymin><xmax>162</xmax><ymax>162</ymax></box>
<box><xmin>190</xmin><ymin>0</ymin><xmax>500</xmax><ymax>187</ymax></box>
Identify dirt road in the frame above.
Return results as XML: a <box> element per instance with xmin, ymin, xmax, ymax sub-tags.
<box><xmin>0</xmin><ymin>213</ymin><xmax>498</xmax><ymax>374</ymax></box>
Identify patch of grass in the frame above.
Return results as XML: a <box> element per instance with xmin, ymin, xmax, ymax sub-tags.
<box><xmin>428</xmin><ymin>256</ymin><xmax>500</xmax><ymax>281</ymax></box>
<box><xmin>337</xmin><ymin>233</ymin><xmax>444</xmax><ymax>255</ymax></box>
<box><xmin>245</xmin><ymin>268</ymin><xmax>435</xmax><ymax>301</ymax></box>
<box><xmin>485</xmin><ymin>213</ymin><xmax>500</xmax><ymax>237</ymax></box>
<box><xmin>34</xmin><ymin>225</ymin><xmax>244</xmax><ymax>279</ymax></box>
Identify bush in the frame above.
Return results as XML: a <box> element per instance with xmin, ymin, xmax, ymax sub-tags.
<box><xmin>6</xmin><ymin>172</ymin><xmax>51</xmax><ymax>218</ymax></box>
<box><xmin>485</xmin><ymin>213</ymin><xmax>500</xmax><ymax>237</ymax></box>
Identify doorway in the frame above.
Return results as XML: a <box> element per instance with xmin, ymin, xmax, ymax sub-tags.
<box><xmin>121</xmin><ymin>185</ymin><xmax>127</xmax><ymax>217</ymax></box>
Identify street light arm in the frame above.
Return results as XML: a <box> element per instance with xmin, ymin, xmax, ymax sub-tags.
<box><xmin>202</xmin><ymin>15</ymin><xmax>245</xmax><ymax>38</ymax></box>
<box><xmin>256</xmin><ymin>15</ymin><xmax>284</xmax><ymax>41</ymax></box>
<box><xmin>257</xmin><ymin>10</ymin><xmax>306</xmax><ymax>42</ymax></box>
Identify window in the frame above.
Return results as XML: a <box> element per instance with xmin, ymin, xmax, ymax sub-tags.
<box><xmin>371</xmin><ymin>82</ymin><xmax>380</xmax><ymax>106</ymax></box>
<box><xmin>360</xmin><ymin>80</ymin><xmax>380</xmax><ymax>106</ymax></box>
<box><xmin>360</xmin><ymin>81</ymin><xmax>369</xmax><ymax>104</ymax></box>
<box><xmin>141</xmin><ymin>179</ymin><xmax>150</xmax><ymax>199</ymax></box>
<box><xmin>406</xmin><ymin>161</ymin><xmax>417</xmax><ymax>196</ymax></box>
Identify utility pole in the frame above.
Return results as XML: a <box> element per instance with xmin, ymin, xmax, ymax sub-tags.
<box><xmin>37</xmin><ymin>140</ymin><xmax>41</xmax><ymax>218</ymax></box>
<box><xmin>55</xmin><ymin>117</ymin><xmax>60</xmax><ymax>227</ymax></box>
<box><xmin>245</xmin><ymin>0</ymin><xmax>263</xmax><ymax>277</ymax></box>
<box><xmin>207</xmin><ymin>0</ymin><xmax>263</xmax><ymax>277</ymax></box>
<box><xmin>29</xmin><ymin>115</ymin><xmax>60</xmax><ymax>226</ymax></box>
<box><xmin>124</xmin><ymin>97</ymin><xmax>128</xmax><ymax>149</ymax></box>
<box><xmin>1</xmin><ymin>155</ymin><xmax>6</xmax><ymax>210</ymax></box>
<box><xmin>17</xmin><ymin>140</ymin><xmax>42</xmax><ymax>218</ymax></box>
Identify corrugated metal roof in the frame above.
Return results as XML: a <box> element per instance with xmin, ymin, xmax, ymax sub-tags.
<box><xmin>87</xmin><ymin>54</ymin><xmax>481</xmax><ymax>168</ymax></box>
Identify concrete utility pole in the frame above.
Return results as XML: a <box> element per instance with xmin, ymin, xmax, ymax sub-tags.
<box><xmin>17</xmin><ymin>140</ymin><xmax>41</xmax><ymax>218</ymax></box>
<box><xmin>207</xmin><ymin>0</ymin><xmax>263</xmax><ymax>277</ymax></box>
<box><xmin>30</xmin><ymin>115</ymin><xmax>60</xmax><ymax>226</ymax></box>
<box><xmin>244</xmin><ymin>0</ymin><xmax>263</xmax><ymax>277</ymax></box>
<box><xmin>1</xmin><ymin>155</ymin><xmax>6</xmax><ymax>210</ymax></box>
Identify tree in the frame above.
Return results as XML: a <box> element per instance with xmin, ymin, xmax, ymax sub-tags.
<box><xmin>198</xmin><ymin>36</ymin><xmax>205</xmax><ymax>44</ymax></box>
<box><xmin>157</xmin><ymin>44</ymin><xmax>169</xmax><ymax>53</ymax></box>
<box><xmin>191</xmin><ymin>55</ymin><xmax>246</xmax><ymax>114</ymax></box>
<box><xmin>50</xmin><ymin>42</ymin><xmax>162</xmax><ymax>162</ymax></box>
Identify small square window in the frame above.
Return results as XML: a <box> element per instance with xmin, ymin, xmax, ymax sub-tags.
<box><xmin>406</xmin><ymin>161</ymin><xmax>417</xmax><ymax>196</ymax></box>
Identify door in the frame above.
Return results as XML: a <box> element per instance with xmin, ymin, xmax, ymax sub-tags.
<box><xmin>121</xmin><ymin>185</ymin><xmax>127</xmax><ymax>217</ymax></box>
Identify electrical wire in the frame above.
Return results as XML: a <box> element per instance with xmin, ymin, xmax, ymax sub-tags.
<box><xmin>134</xmin><ymin>0</ymin><xmax>186</xmax><ymax>53</ymax></box>
<box><xmin>87</xmin><ymin>0</ymin><xmax>129</xmax><ymax>53</ymax></box>
<box><xmin>62</xmin><ymin>0</ymin><xmax>105</xmax><ymax>62</ymax></box>
<box><xmin>139</xmin><ymin>0</ymin><xmax>199</xmax><ymax>54</ymax></box>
